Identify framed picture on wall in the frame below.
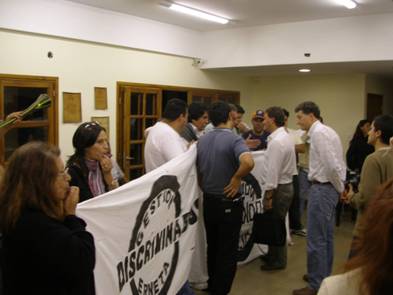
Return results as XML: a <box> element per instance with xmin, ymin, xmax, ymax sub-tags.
<box><xmin>91</xmin><ymin>116</ymin><xmax>110</xmax><ymax>139</ymax></box>
<box><xmin>94</xmin><ymin>87</ymin><xmax>108</xmax><ymax>110</ymax></box>
<box><xmin>63</xmin><ymin>92</ymin><xmax>82</xmax><ymax>123</ymax></box>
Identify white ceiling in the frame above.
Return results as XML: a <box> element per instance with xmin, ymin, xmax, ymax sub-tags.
<box><xmin>69</xmin><ymin>0</ymin><xmax>393</xmax><ymax>31</ymax></box>
<box><xmin>65</xmin><ymin>0</ymin><xmax>393</xmax><ymax>78</ymax></box>
<box><xmin>210</xmin><ymin>60</ymin><xmax>393</xmax><ymax>78</ymax></box>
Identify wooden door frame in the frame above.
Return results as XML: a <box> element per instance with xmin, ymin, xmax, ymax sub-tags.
<box><xmin>0</xmin><ymin>74</ymin><xmax>59</xmax><ymax>161</ymax></box>
<box><xmin>116</xmin><ymin>81</ymin><xmax>240</xmax><ymax>174</ymax></box>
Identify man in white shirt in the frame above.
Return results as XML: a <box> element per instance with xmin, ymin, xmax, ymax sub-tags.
<box><xmin>293</xmin><ymin>102</ymin><xmax>346</xmax><ymax>295</ymax></box>
<box><xmin>144</xmin><ymin>99</ymin><xmax>188</xmax><ymax>173</ymax></box>
<box><xmin>144</xmin><ymin>99</ymin><xmax>194</xmax><ymax>295</ymax></box>
<box><xmin>260</xmin><ymin>107</ymin><xmax>297</xmax><ymax>271</ymax></box>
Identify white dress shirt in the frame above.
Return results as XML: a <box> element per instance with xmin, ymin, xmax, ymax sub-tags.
<box><xmin>144</xmin><ymin>122</ymin><xmax>187</xmax><ymax>172</ymax></box>
<box><xmin>263</xmin><ymin>127</ymin><xmax>297</xmax><ymax>191</ymax></box>
<box><xmin>308</xmin><ymin>120</ymin><xmax>346</xmax><ymax>192</ymax></box>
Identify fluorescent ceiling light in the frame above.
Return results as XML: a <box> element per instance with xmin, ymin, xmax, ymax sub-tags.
<box><xmin>336</xmin><ymin>0</ymin><xmax>357</xmax><ymax>9</ymax></box>
<box><xmin>169</xmin><ymin>3</ymin><xmax>229</xmax><ymax>24</ymax></box>
<box><xmin>299</xmin><ymin>68</ymin><xmax>311</xmax><ymax>73</ymax></box>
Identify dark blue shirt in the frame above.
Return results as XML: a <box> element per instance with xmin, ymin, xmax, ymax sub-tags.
<box><xmin>197</xmin><ymin>128</ymin><xmax>249</xmax><ymax>195</ymax></box>
<box><xmin>242</xmin><ymin>130</ymin><xmax>269</xmax><ymax>151</ymax></box>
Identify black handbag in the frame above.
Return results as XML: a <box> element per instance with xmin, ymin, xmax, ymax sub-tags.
<box><xmin>252</xmin><ymin>210</ymin><xmax>286</xmax><ymax>246</ymax></box>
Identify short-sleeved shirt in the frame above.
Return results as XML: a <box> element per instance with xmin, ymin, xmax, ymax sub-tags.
<box><xmin>197</xmin><ymin>128</ymin><xmax>249</xmax><ymax>195</ymax></box>
<box><xmin>242</xmin><ymin>130</ymin><xmax>269</xmax><ymax>151</ymax></box>
<box><xmin>144</xmin><ymin>122</ymin><xmax>187</xmax><ymax>172</ymax></box>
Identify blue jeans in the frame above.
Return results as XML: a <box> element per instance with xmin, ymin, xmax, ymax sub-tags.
<box><xmin>177</xmin><ymin>282</ymin><xmax>194</xmax><ymax>295</ymax></box>
<box><xmin>307</xmin><ymin>183</ymin><xmax>338</xmax><ymax>291</ymax></box>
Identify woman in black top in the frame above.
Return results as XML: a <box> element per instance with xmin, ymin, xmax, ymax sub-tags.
<box><xmin>0</xmin><ymin>142</ymin><xmax>95</xmax><ymax>295</ymax></box>
<box><xmin>67</xmin><ymin>122</ymin><xmax>118</xmax><ymax>203</ymax></box>
<box><xmin>346</xmin><ymin>119</ymin><xmax>374</xmax><ymax>173</ymax></box>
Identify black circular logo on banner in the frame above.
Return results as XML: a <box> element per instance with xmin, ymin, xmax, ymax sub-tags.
<box><xmin>237</xmin><ymin>173</ymin><xmax>263</xmax><ymax>261</ymax></box>
<box><xmin>117</xmin><ymin>175</ymin><xmax>187</xmax><ymax>294</ymax></box>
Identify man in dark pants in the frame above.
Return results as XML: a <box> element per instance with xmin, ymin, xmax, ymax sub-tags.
<box><xmin>260</xmin><ymin>107</ymin><xmax>297</xmax><ymax>271</ymax></box>
<box><xmin>197</xmin><ymin>102</ymin><xmax>254</xmax><ymax>295</ymax></box>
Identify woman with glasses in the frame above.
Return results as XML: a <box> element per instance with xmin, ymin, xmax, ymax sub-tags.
<box><xmin>67</xmin><ymin>122</ymin><xmax>119</xmax><ymax>203</ymax></box>
<box><xmin>0</xmin><ymin>142</ymin><xmax>95</xmax><ymax>295</ymax></box>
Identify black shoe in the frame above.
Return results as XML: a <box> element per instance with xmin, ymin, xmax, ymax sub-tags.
<box><xmin>260</xmin><ymin>264</ymin><xmax>285</xmax><ymax>271</ymax></box>
<box><xmin>260</xmin><ymin>254</ymin><xmax>271</xmax><ymax>264</ymax></box>
<box><xmin>302</xmin><ymin>274</ymin><xmax>309</xmax><ymax>282</ymax></box>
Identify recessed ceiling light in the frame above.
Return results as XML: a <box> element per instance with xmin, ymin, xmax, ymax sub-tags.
<box><xmin>168</xmin><ymin>3</ymin><xmax>230</xmax><ymax>24</ymax></box>
<box><xmin>336</xmin><ymin>0</ymin><xmax>357</xmax><ymax>9</ymax></box>
<box><xmin>299</xmin><ymin>69</ymin><xmax>311</xmax><ymax>73</ymax></box>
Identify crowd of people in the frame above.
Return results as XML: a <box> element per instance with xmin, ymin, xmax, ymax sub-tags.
<box><xmin>0</xmin><ymin>98</ymin><xmax>393</xmax><ymax>295</ymax></box>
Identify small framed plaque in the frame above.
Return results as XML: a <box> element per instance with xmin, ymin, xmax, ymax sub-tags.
<box><xmin>63</xmin><ymin>92</ymin><xmax>82</xmax><ymax>123</ymax></box>
<box><xmin>94</xmin><ymin>87</ymin><xmax>108</xmax><ymax>110</ymax></box>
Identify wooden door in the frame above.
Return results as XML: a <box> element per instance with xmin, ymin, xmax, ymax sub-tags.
<box><xmin>367</xmin><ymin>93</ymin><xmax>383</xmax><ymax>121</ymax></box>
<box><xmin>121</xmin><ymin>87</ymin><xmax>161</xmax><ymax>180</ymax></box>
<box><xmin>0</xmin><ymin>75</ymin><xmax>58</xmax><ymax>163</ymax></box>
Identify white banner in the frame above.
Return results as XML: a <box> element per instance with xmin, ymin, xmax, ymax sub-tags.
<box><xmin>237</xmin><ymin>151</ymin><xmax>268</xmax><ymax>264</ymax></box>
<box><xmin>77</xmin><ymin>146</ymin><xmax>199</xmax><ymax>295</ymax></box>
<box><xmin>77</xmin><ymin>147</ymin><xmax>272</xmax><ymax>294</ymax></box>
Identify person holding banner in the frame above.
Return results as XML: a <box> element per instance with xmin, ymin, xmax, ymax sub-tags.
<box><xmin>260</xmin><ymin>107</ymin><xmax>297</xmax><ymax>271</ymax></box>
<box><xmin>197</xmin><ymin>101</ymin><xmax>254</xmax><ymax>295</ymax></box>
<box><xmin>0</xmin><ymin>142</ymin><xmax>95</xmax><ymax>295</ymax></box>
<box><xmin>293</xmin><ymin>102</ymin><xmax>346</xmax><ymax>295</ymax></box>
<box><xmin>67</xmin><ymin>122</ymin><xmax>118</xmax><ymax>203</ymax></box>
<box><xmin>144</xmin><ymin>98</ymin><xmax>195</xmax><ymax>295</ymax></box>
<box><xmin>144</xmin><ymin>98</ymin><xmax>188</xmax><ymax>173</ymax></box>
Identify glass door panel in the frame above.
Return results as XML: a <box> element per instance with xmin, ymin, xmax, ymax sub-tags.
<box><xmin>122</xmin><ymin>87</ymin><xmax>160</xmax><ymax>180</ymax></box>
<box><xmin>4</xmin><ymin>126</ymin><xmax>48</xmax><ymax>159</ymax></box>
<box><xmin>4</xmin><ymin>86</ymin><xmax>49</xmax><ymax>120</ymax></box>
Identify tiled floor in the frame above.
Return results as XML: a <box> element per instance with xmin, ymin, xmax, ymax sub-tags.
<box><xmin>195</xmin><ymin>213</ymin><xmax>354</xmax><ymax>295</ymax></box>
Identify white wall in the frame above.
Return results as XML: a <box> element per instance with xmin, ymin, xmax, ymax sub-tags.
<box><xmin>244</xmin><ymin>74</ymin><xmax>366</xmax><ymax>151</ymax></box>
<box><xmin>1</xmin><ymin>0</ymin><xmax>393</xmax><ymax>69</ymax></box>
<box><xmin>366</xmin><ymin>74</ymin><xmax>393</xmax><ymax>115</ymax></box>
<box><xmin>202</xmin><ymin>13</ymin><xmax>393</xmax><ymax>68</ymax></box>
<box><xmin>0</xmin><ymin>29</ymin><xmax>251</xmax><ymax>161</ymax></box>
<box><xmin>0</xmin><ymin>0</ymin><xmax>203</xmax><ymax>58</ymax></box>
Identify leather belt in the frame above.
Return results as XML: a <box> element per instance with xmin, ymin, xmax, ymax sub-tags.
<box><xmin>311</xmin><ymin>180</ymin><xmax>330</xmax><ymax>185</ymax></box>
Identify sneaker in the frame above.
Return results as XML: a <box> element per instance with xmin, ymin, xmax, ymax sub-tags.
<box><xmin>292</xmin><ymin>228</ymin><xmax>307</xmax><ymax>237</ymax></box>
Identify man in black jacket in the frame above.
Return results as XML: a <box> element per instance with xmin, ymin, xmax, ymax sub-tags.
<box><xmin>181</xmin><ymin>102</ymin><xmax>208</xmax><ymax>142</ymax></box>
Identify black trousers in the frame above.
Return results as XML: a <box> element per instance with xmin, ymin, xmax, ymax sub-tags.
<box><xmin>203</xmin><ymin>194</ymin><xmax>243</xmax><ymax>295</ymax></box>
<box><xmin>289</xmin><ymin>175</ymin><xmax>303</xmax><ymax>230</ymax></box>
